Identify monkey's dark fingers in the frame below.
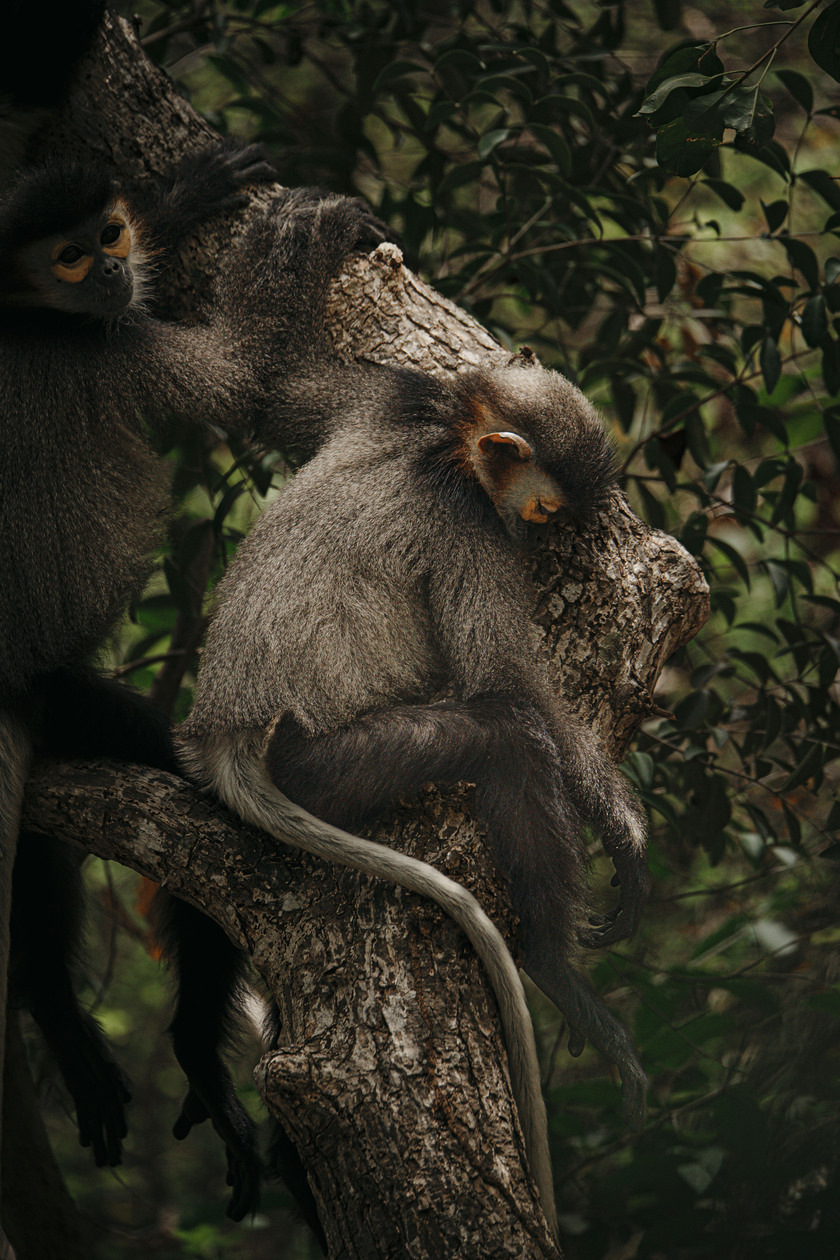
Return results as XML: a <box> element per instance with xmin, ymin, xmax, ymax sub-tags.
<box><xmin>224</xmin><ymin>1142</ymin><xmax>263</xmax><ymax>1222</ymax></box>
<box><xmin>567</xmin><ymin>1029</ymin><xmax>586</xmax><ymax>1057</ymax></box>
<box><xmin>173</xmin><ymin>1083</ymin><xmax>261</xmax><ymax>1220</ymax></box>
<box><xmin>54</xmin><ymin>1018</ymin><xmax>132</xmax><ymax>1167</ymax></box>
<box><xmin>581</xmin><ymin>860</ymin><xmax>651</xmax><ymax>949</ymax></box>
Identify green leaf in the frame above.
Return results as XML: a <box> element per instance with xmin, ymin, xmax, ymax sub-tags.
<box><xmin>801</xmin><ymin>295</ymin><xmax>828</xmax><ymax>347</ymax></box>
<box><xmin>434</xmin><ymin>48</ymin><xmax>484</xmax><ymax>75</ymax></box>
<box><xmin>825</xmin><ymin>409</ymin><xmax>840</xmax><ymax>465</ymax></box>
<box><xmin>528</xmin><ymin>125</ymin><xmax>572</xmax><ymax>175</ymax></box>
<box><xmin>764</xmin><ymin>559</ymin><xmax>790</xmax><ymax>607</ymax></box>
<box><xmin>656</xmin><ymin>118</ymin><xmax>720</xmax><ymax>176</ymax></box>
<box><xmin>774</xmin><ymin>68</ymin><xmax>814</xmax><ymax>113</ymax></box>
<box><xmin>732</xmin><ymin>92</ymin><xmax>776</xmax><ymax>150</ymax></box>
<box><xmin>823</xmin><ymin>339</ymin><xmax>840</xmax><ymax>396</ymax></box>
<box><xmin>654</xmin><ymin>245</ymin><xmax>677</xmax><ymax>300</ymax></box>
<box><xmin>477</xmin><ymin>128</ymin><xmax>513</xmax><ymax>159</ymax></box>
<box><xmin>703</xmin><ymin>179</ymin><xmax>745</xmax><ymax>211</ymax></box>
<box><xmin>372</xmin><ymin>59</ymin><xmax>427</xmax><ymax>89</ymax></box>
<box><xmin>780</xmin><ymin>741</ymin><xmax>824</xmax><ymax>791</ymax></box>
<box><xmin>761</xmin><ymin>200</ymin><xmax>788</xmax><ymax>233</ymax></box>
<box><xmin>826</xmin><ymin>257</ymin><xmax>840</xmax><ymax>284</ymax></box>
<box><xmin>760</xmin><ymin>336</ymin><xmax>782</xmax><ymax>394</ymax></box>
<box><xmin>731</xmin><ymin>465</ymin><xmax>757</xmax><ymax>516</ymax></box>
<box><xmin>708</xmin><ymin>536</ymin><xmax>751</xmax><ymax>588</ymax></box>
<box><xmin>779</xmin><ymin>237</ymin><xmax>820</xmax><ymax>291</ymax></box>
<box><xmin>638</xmin><ymin>72</ymin><xmax>715</xmax><ymax>116</ymax></box>
<box><xmin>808</xmin><ymin>0</ymin><xmax>840</xmax><ymax>85</ymax></box>
<box><xmin>646</xmin><ymin>44</ymin><xmax>723</xmax><ymax>97</ymax></box>
<box><xmin>800</xmin><ymin>168</ymin><xmax>840</xmax><ymax>211</ymax></box>
<box><xmin>437</xmin><ymin>161</ymin><xmax>485</xmax><ymax>196</ymax></box>
<box><xmin>681</xmin><ymin>511</ymin><xmax>708</xmax><ymax>555</ymax></box>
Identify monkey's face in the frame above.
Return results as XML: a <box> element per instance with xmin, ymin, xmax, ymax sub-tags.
<box><xmin>473</xmin><ymin>427</ymin><xmax>567</xmax><ymax>541</ymax></box>
<box><xmin>16</xmin><ymin>201</ymin><xmax>138</xmax><ymax>318</ymax></box>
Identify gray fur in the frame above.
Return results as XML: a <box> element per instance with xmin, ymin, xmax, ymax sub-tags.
<box><xmin>179</xmin><ymin>199</ymin><xmax>651</xmax><ymax>1234</ymax></box>
<box><xmin>180</xmin><ymin>359</ymin><xmax>645</xmax><ymax>1235</ymax></box>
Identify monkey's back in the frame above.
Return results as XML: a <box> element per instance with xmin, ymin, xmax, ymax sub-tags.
<box><xmin>0</xmin><ymin>318</ymin><xmax>170</xmax><ymax>701</ymax></box>
<box><xmin>185</xmin><ymin>427</ymin><xmax>452</xmax><ymax>740</ymax></box>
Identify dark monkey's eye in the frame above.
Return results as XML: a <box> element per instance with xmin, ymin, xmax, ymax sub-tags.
<box><xmin>57</xmin><ymin>243</ymin><xmax>85</xmax><ymax>265</ymax></box>
<box><xmin>100</xmin><ymin>223</ymin><xmax>121</xmax><ymax>246</ymax></box>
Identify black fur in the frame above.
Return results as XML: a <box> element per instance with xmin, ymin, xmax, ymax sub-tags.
<box><xmin>1</xmin><ymin>2</ymin><xmax>105</xmax><ymax>112</ymax></box>
<box><xmin>152</xmin><ymin>896</ymin><xmax>260</xmax><ymax>1222</ymax></box>
<box><xmin>9</xmin><ymin>833</ymin><xmax>131</xmax><ymax>1168</ymax></box>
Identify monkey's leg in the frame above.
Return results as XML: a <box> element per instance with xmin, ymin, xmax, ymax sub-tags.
<box><xmin>39</xmin><ymin>668</ymin><xmax>262</xmax><ymax>1211</ymax></box>
<box><xmin>152</xmin><ymin>892</ymin><xmax>262</xmax><ymax>1222</ymax></box>
<box><xmin>267</xmin><ymin>696</ymin><xmax>585</xmax><ymax>957</ymax></box>
<box><xmin>9</xmin><ymin>833</ymin><xmax>132</xmax><ymax>1166</ymax></box>
<box><xmin>267</xmin><ymin>697</ymin><xmax>645</xmax><ymax>1122</ymax></box>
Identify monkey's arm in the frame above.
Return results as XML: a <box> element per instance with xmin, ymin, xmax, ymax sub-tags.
<box><xmin>216</xmin><ymin>191</ymin><xmax>397</xmax><ymax>454</ymax></box>
<box><xmin>426</xmin><ymin>530</ymin><xmax>649</xmax><ymax>947</ymax></box>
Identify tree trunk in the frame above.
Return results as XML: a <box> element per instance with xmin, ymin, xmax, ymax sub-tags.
<box><xmin>10</xmin><ymin>10</ymin><xmax>710</xmax><ymax>1257</ymax></box>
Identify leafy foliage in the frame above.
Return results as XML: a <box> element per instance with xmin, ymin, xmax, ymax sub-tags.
<box><xmin>61</xmin><ymin>0</ymin><xmax>840</xmax><ymax>1254</ymax></box>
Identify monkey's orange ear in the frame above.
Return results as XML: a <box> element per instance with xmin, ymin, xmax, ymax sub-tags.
<box><xmin>477</xmin><ymin>431</ymin><xmax>532</xmax><ymax>460</ymax></box>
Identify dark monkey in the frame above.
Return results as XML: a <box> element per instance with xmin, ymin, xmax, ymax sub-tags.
<box><xmin>179</xmin><ymin>198</ymin><xmax>650</xmax><ymax>1237</ymax></box>
<box><xmin>0</xmin><ymin>153</ymin><xmax>395</xmax><ymax>1219</ymax></box>
<box><xmin>0</xmin><ymin>142</ymin><xmax>301</xmax><ymax>1218</ymax></box>
<box><xmin>0</xmin><ymin>0</ymin><xmax>400</xmax><ymax>1228</ymax></box>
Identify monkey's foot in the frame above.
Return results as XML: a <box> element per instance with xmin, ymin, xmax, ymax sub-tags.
<box><xmin>173</xmin><ymin>1073</ymin><xmax>262</xmax><ymax>1221</ymax></box>
<box><xmin>580</xmin><ymin>858</ymin><xmax>651</xmax><ymax>949</ymax></box>
<box><xmin>51</xmin><ymin>1014</ymin><xmax>132</xmax><ymax>1167</ymax></box>
<box><xmin>524</xmin><ymin>957</ymin><xmax>648</xmax><ymax>1129</ymax></box>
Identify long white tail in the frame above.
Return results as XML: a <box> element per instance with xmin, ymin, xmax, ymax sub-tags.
<box><xmin>182</xmin><ymin>731</ymin><xmax>557</xmax><ymax>1237</ymax></box>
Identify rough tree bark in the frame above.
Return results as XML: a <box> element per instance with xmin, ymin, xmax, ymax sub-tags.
<box><xmin>10</xmin><ymin>11</ymin><xmax>709</xmax><ymax>1259</ymax></box>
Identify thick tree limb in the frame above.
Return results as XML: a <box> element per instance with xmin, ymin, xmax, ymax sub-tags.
<box><xmin>13</xmin><ymin>11</ymin><xmax>710</xmax><ymax>1257</ymax></box>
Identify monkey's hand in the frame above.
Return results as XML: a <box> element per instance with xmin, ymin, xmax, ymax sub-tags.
<box><xmin>271</xmin><ymin>184</ymin><xmax>399</xmax><ymax>257</ymax></box>
<box><xmin>173</xmin><ymin>1078</ymin><xmax>262</xmax><ymax>1221</ymax></box>
<box><xmin>581</xmin><ymin>855</ymin><xmax>651</xmax><ymax>949</ymax></box>
<box><xmin>145</xmin><ymin>140</ymin><xmax>278</xmax><ymax>253</ymax></box>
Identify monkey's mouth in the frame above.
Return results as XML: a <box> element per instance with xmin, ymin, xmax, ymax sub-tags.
<box><xmin>93</xmin><ymin>278</ymin><xmax>135</xmax><ymax>317</ymax></box>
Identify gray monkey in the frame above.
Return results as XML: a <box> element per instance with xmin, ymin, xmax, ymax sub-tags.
<box><xmin>179</xmin><ymin>197</ymin><xmax>651</xmax><ymax>1237</ymax></box>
